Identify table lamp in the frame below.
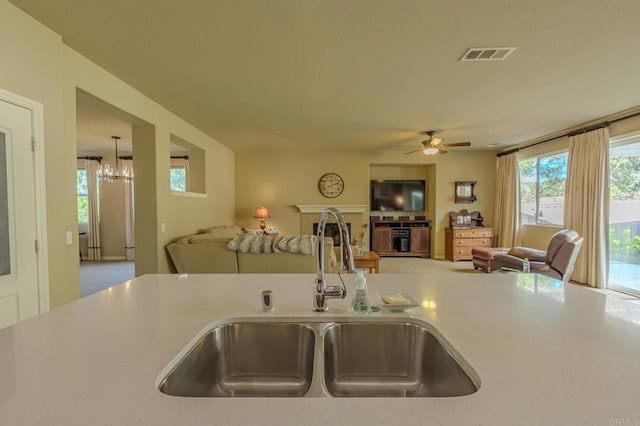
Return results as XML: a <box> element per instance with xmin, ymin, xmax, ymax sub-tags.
<box><xmin>254</xmin><ymin>206</ymin><xmax>270</xmax><ymax>231</ymax></box>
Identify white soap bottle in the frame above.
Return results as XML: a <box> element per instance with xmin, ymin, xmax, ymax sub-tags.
<box><xmin>349</xmin><ymin>271</ymin><xmax>371</xmax><ymax>315</ymax></box>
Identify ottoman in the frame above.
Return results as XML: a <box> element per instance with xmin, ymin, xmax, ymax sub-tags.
<box><xmin>472</xmin><ymin>247</ymin><xmax>510</xmax><ymax>273</ymax></box>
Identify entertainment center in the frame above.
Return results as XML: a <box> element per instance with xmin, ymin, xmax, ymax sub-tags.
<box><xmin>371</xmin><ymin>219</ymin><xmax>431</xmax><ymax>258</ymax></box>
<box><xmin>369</xmin><ymin>179</ymin><xmax>430</xmax><ymax>257</ymax></box>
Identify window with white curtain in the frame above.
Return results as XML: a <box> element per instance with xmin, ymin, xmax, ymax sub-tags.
<box><xmin>519</xmin><ymin>152</ymin><xmax>568</xmax><ymax>225</ymax></box>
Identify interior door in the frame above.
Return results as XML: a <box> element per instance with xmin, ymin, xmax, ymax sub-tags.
<box><xmin>0</xmin><ymin>99</ymin><xmax>39</xmax><ymax>329</ymax></box>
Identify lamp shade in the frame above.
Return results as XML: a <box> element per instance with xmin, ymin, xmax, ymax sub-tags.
<box><xmin>254</xmin><ymin>206</ymin><xmax>270</xmax><ymax>219</ymax></box>
<box><xmin>423</xmin><ymin>147</ymin><xmax>439</xmax><ymax>155</ymax></box>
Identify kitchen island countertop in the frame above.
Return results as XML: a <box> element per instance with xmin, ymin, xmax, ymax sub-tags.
<box><xmin>1</xmin><ymin>272</ymin><xmax>639</xmax><ymax>425</ymax></box>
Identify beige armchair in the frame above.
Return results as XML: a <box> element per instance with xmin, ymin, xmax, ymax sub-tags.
<box><xmin>491</xmin><ymin>229</ymin><xmax>583</xmax><ymax>282</ymax></box>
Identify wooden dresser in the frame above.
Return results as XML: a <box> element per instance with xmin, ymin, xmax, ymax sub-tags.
<box><xmin>445</xmin><ymin>227</ymin><xmax>494</xmax><ymax>261</ymax></box>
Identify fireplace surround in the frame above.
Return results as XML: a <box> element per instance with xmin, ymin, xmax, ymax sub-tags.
<box><xmin>296</xmin><ymin>205</ymin><xmax>368</xmax><ymax>249</ymax></box>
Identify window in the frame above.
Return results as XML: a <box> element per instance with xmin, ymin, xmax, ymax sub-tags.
<box><xmin>519</xmin><ymin>152</ymin><xmax>568</xmax><ymax>225</ymax></box>
<box><xmin>170</xmin><ymin>134</ymin><xmax>204</xmax><ymax>194</ymax></box>
<box><xmin>77</xmin><ymin>169</ymin><xmax>89</xmax><ymax>223</ymax></box>
<box><xmin>170</xmin><ymin>167</ymin><xmax>186</xmax><ymax>192</ymax></box>
<box><xmin>608</xmin><ymin>136</ymin><xmax>640</xmax><ymax>297</ymax></box>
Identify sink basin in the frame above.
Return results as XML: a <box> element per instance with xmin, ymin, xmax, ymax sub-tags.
<box><xmin>323</xmin><ymin>322</ymin><xmax>478</xmax><ymax>397</ymax></box>
<box><xmin>158</xmin><ymin>322</ymin><xmax>315</xmax><ymax>397</ymax></box>
<box><xmin>158</xmin><ymin>317</ymin><xmax>479</xmax><ymax>398</ymax></box>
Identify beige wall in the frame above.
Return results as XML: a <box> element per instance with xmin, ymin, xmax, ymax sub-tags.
<box><xmin>236</xmin><ymin>149</ymin><xmax>497</xmax><ymax>259</ymax></box>
<box><xmin>1</xmin><ymin>0</ymin><xmax>235</xmax><ymax>307</ymax></box>
<box><xmin>235</xmin><ymin>150</ymin><xmax>370</xmax><ymax>236</ymax></box>
<box><xmin>99</xmin><ymin>180</ymin><xmax>127</xmax><ymax>258</ymax></box>
<box><xmin>1</xmin><ymin>1</ymin><xmax>71</xmax><ymax>307</ymax></box>
<box><xmin>63</xmin><ymin>48</ymin><xmax>236</xmax><ymax>276</ymax></box>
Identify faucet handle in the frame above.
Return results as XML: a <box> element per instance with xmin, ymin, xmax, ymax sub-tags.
<box><xmin>324</xmin><ymin>285</ymin><xmax>346</xmax><ymax>298</ymax></box>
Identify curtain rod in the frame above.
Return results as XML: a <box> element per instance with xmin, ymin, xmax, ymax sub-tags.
<box><xmin>77</xmin><ymin>156</ymin><xmax>102</xmax><ymax>162</ymax></box>
<box><xmin>496</xmin><ymin>110</ymin><xmax>640</xmax><ymax>157</ymax></box>
<box><xmin>116</xmin><ymin>155</ymin><xmax>189</xmax><ymax>160</ymax></box>
<box><xmin>77</xmin><ymin>155</ymin><xmax>189</xmax><ymax>161</ymax></box>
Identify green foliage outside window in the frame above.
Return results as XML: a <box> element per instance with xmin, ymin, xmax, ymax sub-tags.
<box><xmin>538</xmin><ymin>155</ymin><xmax>567</xmax><ymax>198</ymax></box>
<box><xmin>77</xmin><ymin>169</ymin><xmax>88</xmax><ymax>223</ymax></box>
<box><xmin>609</xmin><ymin>142</ymin><xmax>640</xmax><ymax>268</ymax></box>
<box><xmin>519</xmin><ymin>153</ymin><xmax>567</xmax><ymax>225</ymax></box>
<box><xmin>610</xmin><ymin>228</ymin><xmax>640</xmax><ymax>263</ymax></box>
<box><xmin>519</xmin><ymin>158</ymin><xmax>536</xmax><ymax>206</ymax></box>
<box><xmin>170</xmin><ymin>168</ymin><xmax>186</xmax><ymax>192</ymax></box>
<box><xmin>610</xmin><ymin>156</ymin><xmax>640</xmax><ymax>201</ymax></box>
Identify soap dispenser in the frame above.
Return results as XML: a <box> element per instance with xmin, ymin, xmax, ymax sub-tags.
<box><xmin>349</xmin><ymin>271</ymin><xmax>372</xmax><ymax>315</ymax></box>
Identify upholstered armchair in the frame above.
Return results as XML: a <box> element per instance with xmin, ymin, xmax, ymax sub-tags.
<box><xmin>491</xmin><ymin>229</ymin><xmax>584</xmax><ymax>282</ymax></box>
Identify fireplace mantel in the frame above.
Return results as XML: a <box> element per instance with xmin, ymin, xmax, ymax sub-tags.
<box><xmin>295</xmin><ymin>204</ymin><xmax>368</xmax><ymax>214</ymax></box>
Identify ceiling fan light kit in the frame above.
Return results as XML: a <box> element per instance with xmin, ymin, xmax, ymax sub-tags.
<box><xmin>404</xmin><ymin>130</ymin><xmax>470</xmax><ymax>156</ymax></box>
<box><xmin>422</xmin><ymin>147</ymin><xmax>439</xmax><ymax>155</ymax></box>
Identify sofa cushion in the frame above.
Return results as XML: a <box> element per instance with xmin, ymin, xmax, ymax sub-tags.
<box><xmin>507</xmin><ymin>247</ymin><xmax>547</xmax><ymax>262</ymax></box>
<box><xmin>182</xmin><ymin>233</ymin><xmax>234</xmax><ymax>244</ymax></box>
<box><xmin>166</xmin><ymin>242</ymin><xmax>239</xmax><ymax>273</ymax></box>
<box><xmin>203</xmin><ymin>225</ymin><xmax>241</xmax><ymax>239</ymax></box>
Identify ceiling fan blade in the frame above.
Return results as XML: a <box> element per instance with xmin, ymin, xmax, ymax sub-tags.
<box><xmin>441</xmin><ymin>141</ymin><xmax>471</xmax><ymax>147</ymax></box>
<box><xmin>403</xmin><ymin>149</ymin><xmax>421</xmax><ymax>155</ymax></box>
<box><xmin>438</xmin><ymin>148</ymin><xmax>448</xmax><ymax>154</ymax></box>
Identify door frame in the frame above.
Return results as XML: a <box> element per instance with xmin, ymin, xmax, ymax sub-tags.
<box><xmin>0</xmin><ymin>87</ymin><xmax>49</xmax><ymax>313</ymax></box>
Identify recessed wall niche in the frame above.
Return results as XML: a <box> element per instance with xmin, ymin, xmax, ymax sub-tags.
<box><xmin>170</xmin><ymin>134</ymin><xmax>205</xmax><ymax>194</ymax></box>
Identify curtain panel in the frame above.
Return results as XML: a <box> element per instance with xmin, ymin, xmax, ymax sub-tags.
<box><xmin>122</xmin><ymin>159</ymin><xmax>135</xmax><ymax>261</ymax></box>
<box><xmin>85</xmin><ymin>159</ymin><xmax>101</xmax><ymax>261</ymax></box>
<box><xmin>563</xmin><ymin>127</ymin><xmax>609</xmax><ymax>287</ymax></box>
<box><xmin>494</xmin><ymin>152</ymin><xmax>521</xmax><ymax>247</ymax></box>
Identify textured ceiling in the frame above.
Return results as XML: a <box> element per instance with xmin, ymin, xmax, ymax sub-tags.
<box><xmin>10</xmin><ymin>0</ymin><xmax>640</xmax><ymax>153</ymax></box>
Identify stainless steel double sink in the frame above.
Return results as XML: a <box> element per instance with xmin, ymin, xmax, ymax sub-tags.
<box><xmin>157</xmin><ymin>317</ymin><xmax>479</xmax><ymax>398</ymax></box>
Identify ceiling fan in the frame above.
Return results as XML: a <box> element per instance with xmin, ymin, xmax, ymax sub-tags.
<box><xmin>404</xmin><ymin>130</ymin><xmax>471</xmax><ymax>155</ymax></box>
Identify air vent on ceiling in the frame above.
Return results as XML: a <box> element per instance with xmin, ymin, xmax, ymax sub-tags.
<box><xmin>461</xmin><ymin>47</ymin><xmax>516</xmax><ymax>62</ymax></box>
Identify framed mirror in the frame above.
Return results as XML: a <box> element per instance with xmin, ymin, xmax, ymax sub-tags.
<box><xmin>455</xmin><ymin>181</ymin><xmax>476</xmax><ymax>203</ymax></box>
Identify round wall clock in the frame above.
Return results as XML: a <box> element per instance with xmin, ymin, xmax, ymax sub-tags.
<box><xmin>318</xmin><ymin>173</ymin><xmax>344</xmax><ymax>198</ymax></box>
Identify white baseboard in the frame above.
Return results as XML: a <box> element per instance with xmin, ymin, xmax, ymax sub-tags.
<box><xmin>101</xmin><ymin>256</ymin><xmax>127</xmax><ymax>261</ymax></box>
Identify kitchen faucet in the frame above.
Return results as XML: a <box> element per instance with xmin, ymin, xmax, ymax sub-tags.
<box><xmin>313</xmin><ymin>207</ymin><xmax>355</xmax><ymax>312</ymax></box>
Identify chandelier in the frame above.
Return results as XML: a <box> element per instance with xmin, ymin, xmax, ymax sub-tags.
<box><xmin>98</xmin><ymin>136</ymin><xmax>133</xmax><ymax>183</ymax></box>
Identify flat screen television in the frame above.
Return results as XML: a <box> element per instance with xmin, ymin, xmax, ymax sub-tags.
<box><xmin>370</xmin><ymin>180</ymin><xmax>425</xmax><ymax>212</ymax></box>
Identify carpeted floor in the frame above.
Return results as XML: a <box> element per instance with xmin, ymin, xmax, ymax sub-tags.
<box><xmin>78</xmin><ymin>257</ymin><xmax>637</xmax><ymax>301</ymax></box>
<box><xmin>77</xmin><ymin>258</ymin><xmax>470</xmax><ymax>298</ymax></box>
<box><xmin>379</xmin><ymin>257</ymin><xmax>477</xmax><ymax>274</ymax></box>
<box><xmin>80</xmin><ymin>261</ymin><xmax>135</xmax><ymax>297</ymax></box>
